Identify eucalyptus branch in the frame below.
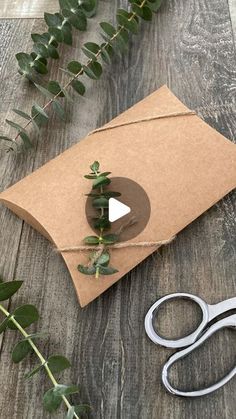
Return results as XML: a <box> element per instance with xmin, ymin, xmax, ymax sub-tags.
<box><xmin>0</xmin><ymin>279</ymin><xmax>90</xmax><ymax>418</ymax></box>
<box><xmin>16</xmin><ymin>0</ymin><xmax>98</xmax><ymax>79</ymax></box>
<box><xmin>78</xmin><ymin>161</ymin><xmax>120</xmax><ymax>278</ymax></box>
<box><xmin>0</xmin><ymin>0</ymin><xmax>163</xmax><ymax>152</ymax></box>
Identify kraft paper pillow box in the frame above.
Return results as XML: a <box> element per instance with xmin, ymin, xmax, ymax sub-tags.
<box><xmin>1</xmin><ymin>86</ymin><xmax>235</xmax><ymax>307</ymax></box>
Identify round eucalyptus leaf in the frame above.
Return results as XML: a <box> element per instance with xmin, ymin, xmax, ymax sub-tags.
<box><xmin>16</xmin><ymin>53</ymin><xmax>33</xmax><ymax>74</ymax></box>
<box><xmin>47</xmin><ymin>44</ymin><xmax>60</xmax><ymax>59</ymax></box>
<box><xmin>78</xmin><ymin>265</ymin><xmax>96</xmax><ymax>275</ymax></box>
<box><xmin>92</xmin><ymin>197</ymin><xmax>109</xmax><ymax>208</ymax></box>
<box><xmin>59</xmin><ymin>0</ymin><xmax>71</xmax><ymax>10</ymax></box>
<box><xmin>43</xmin><ymin>388</ymin><xmax>62</xmax><ymax>412</ymax></box>
<box><xmin>141</xmin><ymin>6</ymin><xmax>153</xmax><ymax>20</ymax></box>
<box><xmin>25</xmin><ymin>363</ymin><xmax>44</xmax><ymax>379</ymax></box>
<box><xmin>93</xmin><ymin>217</ymin><xmax>110</xmax><ymax>230</ymax></box>
<box><xmin>32</xmin><ymin>104</ymin><xmax>48</xmax><ymax>119</ymax></box>
<box><xmin>8</xmin><ymin>304</ymin><xmax>39</xmax><ymax>329</ymax></box>
<box><xmin>84</xmin><ymin>61</ymin><xmax>103</xmax><ymax>80</ymax></box>
<box><xmin>132</xmin><ymin>4</ymin><xmax>153</xmax><ymax>20</ymax></box>
<box><xmin>98</xmin><ymin>266</ymin><xmax>119</xmax><ymax>275</ymax></box>
<box><xmin>116</xmin><ymin>9</ymin><xmax>139</xmax><ymax>33</ymax></box>
<box><xmin>67</xmin><ymin>0</ymin><xmax>79</xmax><ymax>10</ymax></box>
<box><xmin>114</xmin><ymin>33</ymin><xmax>128</xmax><ymax>52</ymax></box>
<box><xmin>48</xmin><ymin>27</ymin><xmax>64</xmax><ymax>43</ymax></box>
<box><xmin>15</xmin><ymin>52</ymin><xmax>33</xmax><ymax>66</ymax></box>
<box><xmin>147</xmin><ymin>0</ymin><xmax>163</xmax><ymax>11</ymax></box>
<box><xmin>101</xmin><ymin>234</ymin><xmax>118</xmax><ymax>244</ymax></box>
<box><xmin>99</xmin><ymin>171</ymin><xmax>112</xmax><ymax>177</ymax></box>
<box><xmin>12</xmin><ymin>109</ymin><xmax>31</xmax><ymax>120</ymax></box>
<box><xmin>31</xmin><ymin>53</ymin><xmax>47</xmax><ymax>65</ymax></box>
<box><xmin>52</xmin><ymin>101</ymin><xmax>66</xmax><ymax>121</ymax></box>
<box><xmin>96</xmin><ymin>252</ymin><xmax>110</xmax><ymax>266</ymax></box>
<box><xmin>47</xmin><ymin>80</ymin><xmax>64</xmax><ymax>96</ymax></box>
<box><xmin>82</xmin><ymin>41</ymin><xmax>100</xmax><ymax>60</ymax></box>
<box><xmin>34</xmin><ymin>83</ymin><xmax>54</xmax><ymax>98</ymax></box>
<box><xmin>100</xmin><ymin>44</ymin><xmax>111</xmax><ymax>64</ymax></box>
<box><xmin>47</xmin><ymin>355</ymin><xmax>71</xmax><ymax>374</ymax></box>
<box><xmin>82</xmin><ymin>47</ymin><xmax>96</xmax><ymax>60</ymax></box>
<box><xmin>84</xmin><ymin>235</ymin><xmax>100</xmax><ymax>244</ymax></box>
<box><xmin>53</xmin><ymin>384</ymin><xmax>79</xmax><ymax>397</ymax></box>
<box><xmin>59</xmin><ymin>67</ymin><xmax>75</xmax><ymax>77</ymax></box>
<box><xmin>61</xmin><ymin>25</ymin><xmax>73</xmax><ymax>45</ymax></box>
<box><xmin>67</xmin><ymin>60</ymin><xmax>82</xmax><ymax>74</ymax></box>
<box><xmin>31</xmin><ymin>32</ymin><xmax>50</xmax><ymax>45</ymax></box>
<box><xmin>80</xmin><ymin>0</ymin><xmax>97</xmax><ymax>17</ymax></box>
<box><xmin>84</xmin><ymin>41</ymin><xmax>100</xmax><ymax>54</ymax></box>
<box><xmin>19</xmin><ymin>132</ymin><xmax>33</xmax><ymax>149</ymax></box>
<box><xmin>119</xmin><ymin>27</ymin><xmax>129</xmax><ymax>42</ymax></box>
<box><xmin>5</xmin><ymin>119</ymin><xmax>26</xmax><ymax>132</ymax></box>
<box><xmin>90</xmin><ymin>160</ymin><xmax>99</xmax><ymax>172</ymax></box>
<box><xmin>92</xmin><ymin>175</ymin><xmax>110</xmax><ymax>189</ymax></box>
<box><xmin>100</xmin><ymin>21</ymin><xmax>116</xmax><ymax>37</ymax></box>
<box><xmin>74</xmin><ymin>404</ymin><xmax>91</xmax><ymax>415</ymax></box>
<box><xmin>31</xmin><ymin>104</ymin><xmax>49</xmax><ymax>127</ymax></box>
<box><xmin>0</xmin><ymin>317</ymin><xmax>10</xmax><ymax>334</ymax></box>
<box><xmin>33</xmin><ymin>60</ymin><xmax>48</xmax><ymax>74</ymax></box>
<box><xmin>12</xmin><ymin>339</ymin><xmax>32</xmax><ymax>363</ymax></box>
<box><xmin>71</xmin><ymin>80</ymin><xmax>85</xmax><ymax>96</ymax></box>
<box><xmin>62</xmin><ymin>9</ymin><xmax>87</xmax><ymax>31</ymax></box>
<box><xmin>44</xmin><ymin>12</ymin><xmax>63</xmax><ymax>27</ymax></box>
<box><xmin>33</xmin><ymin>42</ymin><xmax>49</xmax><ymax>58</ymax></box>
<box><xmin>84</xmin><ymin>174</ymin><xmax>97</xmax><ymax>179</ymax></box>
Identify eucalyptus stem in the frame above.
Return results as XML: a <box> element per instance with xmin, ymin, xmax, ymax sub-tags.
<box><xmin>16</xmin><ymin>1</ymin><xmax>98</xmax><ymax>79</ymax></box>
<box><xmin>8</xmin><ymin>0</ymin><xmax>149</xmax><ymax>150</ymax></box>
<box><xmin>95</xmin><ymin>171</ymin><xmax>104</xmax><ymax>279</ymax></box>
<box><xmin>0</xmin><ymin>303</ymin><xmax>80</xmax><ymax>419</ymax></box>
<box><xmin>78</xmin><ymin>161</ymin><xmax>120</xmax><ymax>277</ymax></box>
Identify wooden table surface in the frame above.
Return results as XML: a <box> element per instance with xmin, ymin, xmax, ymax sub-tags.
<box><xmin>0</xmin><ymin>1</ymin><xmax>236</xmax><ymax>418</ymax></box>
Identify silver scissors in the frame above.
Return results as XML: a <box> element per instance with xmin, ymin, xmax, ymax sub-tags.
<box><xmin>145</xmin><ymin>292</ymin><xmax>236</xmax><ymax>397</ymax></box>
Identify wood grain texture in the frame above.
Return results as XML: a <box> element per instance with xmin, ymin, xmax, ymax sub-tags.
<box><xmin>229</xmin><ymin>0</ymin><xmax>236</xmax><ymax>45</ymax></box>
<box><xmin>0</xmin><ymin>0</ymin><xmax>58</xmax><ymax>18</ymax></box>
<box><xmin>0</xmin><ymin>0</ymin><xmax>236</xmax><ymax>418</ymax></box>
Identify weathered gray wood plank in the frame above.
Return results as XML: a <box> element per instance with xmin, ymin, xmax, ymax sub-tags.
<box><xmin>229</xmin><ymin>0</ymin><xmax>236</xmax><ymax>45</ymax></box>
<box><xmin>0</xmin><ymin>0</ymin><xmax>236</xmax><ymax>418</ymax></box>
<box><xmin>0</xmin><ymin>0</ymin><xmax>58</xmax><ymax>18</ymax></box>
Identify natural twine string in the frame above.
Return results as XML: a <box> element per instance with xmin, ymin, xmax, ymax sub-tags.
<box><xmin>56</xmin><ymin>235</ymin><xmax>175</xmax><ymax>253</ymax></box>
<box><xmin>56</xmin><ymin>110</ymin><xmax>195</xmax><ymax>255</ymax></box>
<box><xmin>56</xmin><ymin>217</ymin><xmax>176</xmax><ymax>255</ymax></box>
<box><xmin>88</xmin><ymin>110</ymin><xmax>196</xmax><ymax>136</ymax></box>
<box><xmin>86</xmin><ymin>102</ymin><xmax>236</xmax><ymax>137</ymax></box>
<box><xmin>57</xmin><ymin>106</ymin><xmax>226</xmax><ymax>255</ymax></box>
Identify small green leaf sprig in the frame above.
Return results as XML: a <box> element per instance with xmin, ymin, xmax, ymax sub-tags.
<box><xmin>0</xmin><ymin>0</ymin><xmax>163</xmax><ymax>152</ymax></box>
<box><xmin>78</xmin><ymin>161</ymin><xmax>120</xmax><ymax>278</ymax></box>
<box><xmin>16</xmin><ymin>0</ymin><xmax>98</xmax><ymax>79</ymax></box>
<box><xmin>0</xmin><ymin>278</ymin><xmax>90</xmax><ymax>418</ymax></box>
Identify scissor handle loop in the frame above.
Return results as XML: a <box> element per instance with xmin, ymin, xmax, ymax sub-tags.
<box><xmin>145</xmin><ymin>293</ymin><xmax>209</xmax><ymax>348</ymax></box>
<box><xmin>162</xmin><ymin>314</ymin><xmax>236</xmax><ymax>397</ymax></box>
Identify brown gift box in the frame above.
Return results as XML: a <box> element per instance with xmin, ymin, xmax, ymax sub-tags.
<box><xmin>0</xmin><ymin>85</ymin><xmax>236</xmax><ymax>307</ymax></box>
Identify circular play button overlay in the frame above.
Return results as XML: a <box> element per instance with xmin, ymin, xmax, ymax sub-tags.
<box><xmin>85</xmin><ymin>177</ymin><xmax>151</xmax><ymax>241</ymax></box>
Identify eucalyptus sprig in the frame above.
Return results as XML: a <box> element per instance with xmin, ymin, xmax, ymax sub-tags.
<box><xmin>16</xmin><ymin>0</ymin><xmax>98</xmax><ymax>79</ymax></box>
<box><xmin>0</xmin><ymin>0</ymin><xmax>163</xmax><ymax>152</ymax></box>
<box><xmin>78</xmin><ymin>161</ymin><xmax>120</xmax><ymax>278</ymax></box>
<box><xmin>0</xmin><ymin>278</ymin><xmax>90</xmax><ymax>418</ymax></box>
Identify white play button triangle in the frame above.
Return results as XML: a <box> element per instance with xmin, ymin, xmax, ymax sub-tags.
<box><xmin>108</xmin><ymin>198</ymin><xmax>131</xmax><ymax>222</ymax></box>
